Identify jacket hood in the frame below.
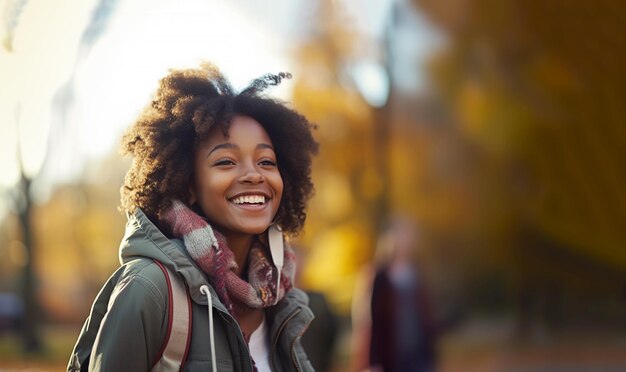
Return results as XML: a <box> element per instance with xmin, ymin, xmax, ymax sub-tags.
<box><xmin>119</xmin><ymin>208</ymin><xmax>219</xmax><ymax>307</ymax></box>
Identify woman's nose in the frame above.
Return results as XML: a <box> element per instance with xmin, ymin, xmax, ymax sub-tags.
<box><xmin>238</xmin><ymin>165</ymin><xmax>264</xmax><ymax>184</ymax></box>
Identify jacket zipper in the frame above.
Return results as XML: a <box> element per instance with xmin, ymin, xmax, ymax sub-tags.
<box><xmin>271</xmin><ymin>307</ymin><xmax>302</xmax><ymax>372</ymax></box>
<box><xmin>290</xmin><ymin>314</ymin><xmax>312</xmax><ymax>372</ymax></box>
<box><xmin>217</xmin><ymin>310</ymin><xmax>254</xmax><ymax>372</ymax></box>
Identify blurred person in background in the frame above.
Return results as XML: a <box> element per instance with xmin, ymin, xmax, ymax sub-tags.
<box><xmin>67</xmin><ymin>63</ymin><xmax>319</xmax><ymax>371</ymax></box>
<box><xmin>300</xmin><ymin>284</ymin><xmax>340</xmax><ymax>372</ymax></box>
<box><xmin>352</xmin><ymin>215</ymin><xmax>437</xmax><ymax>372</ymax></box>
<box><xmin>295</xmin><ymin>247</ymin><xmax>340</xmax><ymax>372</ymax></box>
<box><xmin>0</xmin><ymin>293</ymin><xmax>23</xmax><ymax>334</ymax></box>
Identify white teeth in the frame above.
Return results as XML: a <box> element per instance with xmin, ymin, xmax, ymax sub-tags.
<box><xmin>232</xmin><ymin>195</ymin><xmax>266</xmax><ymax>204</ymax></box>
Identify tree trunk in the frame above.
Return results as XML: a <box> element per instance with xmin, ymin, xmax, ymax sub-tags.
<box><xmin>18</xmin><ymin>173</ymin><xmax>42</xmax><ymax>352</ymax></box>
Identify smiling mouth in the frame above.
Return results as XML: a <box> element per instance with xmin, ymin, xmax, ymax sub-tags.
<box><xmin>230</xmin><ymin>195</ymin><xmax>267</xmax><ymax>206</ymax></box>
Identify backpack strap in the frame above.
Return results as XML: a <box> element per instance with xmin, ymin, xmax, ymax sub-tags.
<box><xmin>151</xmin><ymin>260</ymin><xmax>192</xmax><ymax>372</ymax></box>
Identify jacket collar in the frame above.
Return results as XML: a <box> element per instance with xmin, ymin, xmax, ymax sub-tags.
<box><xmin>267</xmin><ymin>288</ymin><xmax>314</xmax><ymax>367</ymax></box>
<box><xmin>120</xmin><ymin>209</ymin><xmax>228</xmax><ymax>309</ymax></box>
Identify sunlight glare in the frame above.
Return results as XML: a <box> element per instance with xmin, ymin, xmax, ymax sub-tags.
<box><xmin>74</xmin><ymin>0</ymin><xmax>293</xmax><ymax>159</ymax></box>
<box><xmin>1</xmin><ymin>0</ymin><xmax>293</xmax><ymax>191</ymax></box>
<box><xmin>0</xmin><ymin>0</ymin><xmax>97</xmax><ymax>186</ymax></box>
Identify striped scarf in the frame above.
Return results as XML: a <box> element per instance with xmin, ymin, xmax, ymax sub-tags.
<box><xmin>163</xmin><ymin>200</ymin><xmax>295</xmax><ymax>317</ymax></box>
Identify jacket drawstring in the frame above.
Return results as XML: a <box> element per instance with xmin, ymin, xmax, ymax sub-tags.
<box><xmin>200</xmin><ymin>285</ymin><xmax>217</xmax><ymax>372</ymax></box>
<box><xmin>274</xmin><ymin>270</ymin><xmax>281</xmax><ymax>305</ymax></box>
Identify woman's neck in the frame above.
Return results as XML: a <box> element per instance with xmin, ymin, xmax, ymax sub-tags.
<box><xmin>222</xmin><ymin>232</ymin><xmax>254</xmax><ymax>278</ymax></box>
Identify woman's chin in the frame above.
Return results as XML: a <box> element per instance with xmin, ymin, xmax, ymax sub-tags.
<box><xmin>234</xmin><ymin>222</ymin><xmax>273</xmax><ymax>236</ymax></box>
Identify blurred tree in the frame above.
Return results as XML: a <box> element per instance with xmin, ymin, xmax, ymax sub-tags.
<box><xmin>14</xmin><ymin>147</ymin><xmax>41</xmax><ymax>352</ymax></box>
<box><xmin>2</xmin><ymin>0</ymin><xmax>43</xmax><ymax>352</ymax></box>
<box><xmin>1</xmin><ymin>0</ymin><xmax>27</xmax><ymax>52</ymax></box>
<box><xmin>1</xmin><ymin>150</ymin><xmax>128</xmax><ymax>326</ymax></box>
<box><xmin>1</xmin><ymin>0</ymin><xmax>121</xmax><ymax>351</ymax></box>
<box><xmin>33</xmin><ymin>151</ymin><xmax>127</xmax><ymax>323</ymax></box>
<box><xmin>291</xmin><ymin>1</ymin><xmax>383</xmax><ymax>314</ymax></box>
<box><xmin>413</xmin><ymin>0</ymin><xmax>626</xmax><ymax>323</ymax></box>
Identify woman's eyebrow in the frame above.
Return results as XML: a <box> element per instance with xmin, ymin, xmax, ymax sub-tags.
<box><xmin>207</xmin><ymin>143</ymin><xmax>238</xmax><ymax>157</ymax></box>
<box><xmin>207</xmin><ymin>142</ymin><xmax>274</xmax><ymax>157</ymax></box>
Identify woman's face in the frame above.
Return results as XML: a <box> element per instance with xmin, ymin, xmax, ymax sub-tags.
<box><xmin>190</xmin><ymin>115</ymin><xmax>283</xmax><ymax>237</ymax></box>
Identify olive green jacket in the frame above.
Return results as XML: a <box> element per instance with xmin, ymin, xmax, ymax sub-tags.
<box><xmin>67</xmin><ymin>209</ymin><xmax>314</xmax><ymax>371</ymax></box>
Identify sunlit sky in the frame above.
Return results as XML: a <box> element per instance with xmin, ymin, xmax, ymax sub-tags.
<box><xmin>0</xmin><ymin>0</ymin><xmax>305</xmax><ymax>190</ymax></box>
<box><xmin>0</xmin><ymin>0</ymin><xmax>438</xmax><ymax>213</ymax></box>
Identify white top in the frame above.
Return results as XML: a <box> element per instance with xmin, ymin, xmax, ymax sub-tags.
<box><xmin>249</xmin><ymin>315</ymin><xmax>271</xmax><ymax>372</ymax></box>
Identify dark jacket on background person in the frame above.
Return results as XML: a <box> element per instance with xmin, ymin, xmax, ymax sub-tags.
<box><xmin>68</xmin><ymin>209</ymin><xmax>314</xmax><ymax>371</ymax></box>
<box><xmin>300</xmin><ymin>290</ymin><xmax>339</xmax><ymax>371</ymax></box>
<box><xmin>370</xmin><ymin>267</ymin><xmax>437</xmax><ymax>372</ymax></box>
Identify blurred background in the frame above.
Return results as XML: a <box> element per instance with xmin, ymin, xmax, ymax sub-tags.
<box><xmin>1</xmin><ymin>0</ymin><xmax>625</xmax><ymax>370</ymax></box>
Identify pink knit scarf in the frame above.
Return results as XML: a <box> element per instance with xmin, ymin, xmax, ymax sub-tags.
<box><xmin>163</xmin><ymin>200</ymin><xmax>295</xmax><ymax>317</ymax></box>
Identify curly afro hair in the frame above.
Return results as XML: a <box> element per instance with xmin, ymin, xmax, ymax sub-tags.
<box><xmin>120</xmin><ymin>63</ymin><xmax>318</xmax><ymax>235</ymax></box>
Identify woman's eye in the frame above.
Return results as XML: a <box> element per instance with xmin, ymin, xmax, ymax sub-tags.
<box><xmin>214</xmin><ymin>159</ymin><xmax>235</xmax><ymax>166</ymax></box>
<box><xmin>259</xmin><ymin>159</ymin><xmax>277</xmax><ymax>167</ymax></box>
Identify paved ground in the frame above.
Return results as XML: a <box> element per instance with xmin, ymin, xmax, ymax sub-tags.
<box><xmin>2</xmin><ymin>320</ymin><xmax>626</xmax><ymax>371</ymax></box>
<box><xmin>438</xmin><ymin>318</ymin><xmax>626</xmax><ymax>372</ymax></box>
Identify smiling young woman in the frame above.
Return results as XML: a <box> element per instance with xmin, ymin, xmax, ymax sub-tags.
<box><xmin>68</xmin><ymin>63</ymin><xmax>318</xmax><ymax>372</ymax></box>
